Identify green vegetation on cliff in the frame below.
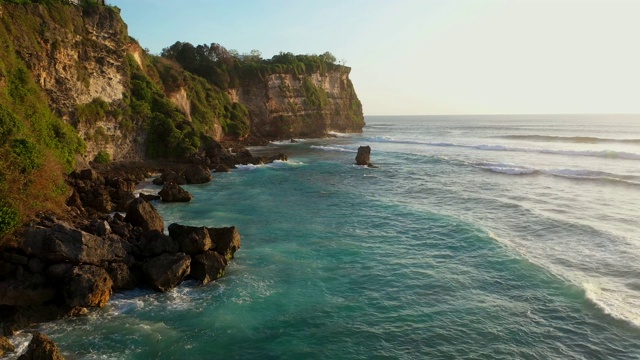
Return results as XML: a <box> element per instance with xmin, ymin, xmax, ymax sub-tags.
<box><xmin>0</xmin><ymin>4</ymin><xmax>85</xmax><ymax>236</ymax></box>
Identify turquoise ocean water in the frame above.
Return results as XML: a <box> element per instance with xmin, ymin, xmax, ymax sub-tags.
<box><xmin>15</xmin><ymin>115</ymin><xmax>640</xmax><ymax>359</ymax></box>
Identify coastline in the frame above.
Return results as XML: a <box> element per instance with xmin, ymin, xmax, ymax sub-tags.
<box><xmin>0</xmin><ymin>142</ymin><xmax>289</xmax><ymax>358</ymax></box>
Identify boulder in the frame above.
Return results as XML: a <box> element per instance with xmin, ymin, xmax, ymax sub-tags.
<box><xmin>0</xmin><ymin>273</ymin><xmax>56</xmax><ymax>306</ymax></box>
<box><xmin>214</xmin><ymin>164</ymin><xmax>230</xmax><ymax>173</ymax></box>
<box><xmin>207</xmin><ymin>226</ymin><xmax>241</xmax><ymax>260</ymax></box>
<box><xmin>124</xmin><ymin>197</ymin><xmax>164</xmax><ymax>232</ymax></box>
<box><xmin>83</xmin><ymin>187</ymin><xmax>113</xmax><ymax>213</ymax></box>
<box><xmin>139</xmin><ymin>193</ymin><xmax>161</xmax><ymax>202</ymax></box>
<box><xmin>106</xmin><ymin>262</ymin><xmax>136</xmax><ymax>290</ymax></box>
<box><xmin>184</xmin><ymin>165</ymin><xmax>212</xmax><ymax>184</ymax></box>
<box><xmin>64</xmin><ymin>265</ymin><xmax>113</xmax><ymax>308</ymax></box>
<box><xmin>45</xmin><ymin>263</ymin><xmax>72</xmax><ymax>283</ymax></box>
<box><xmin>159</xmin><ymin>183</ymin><xmax>193</xmax><ymax>202</ymax></box>
<box><xmin>78</xmin><ymin>168</ymin><xmax>103</xmax><ymax>184</ymax></box>
<box><xmin>65</xmin><ymin>190</ymin><xmax>83</xmax><ymax>211</ymax></box>
<box><xmin>160</xmin><ymin>170</ymin><xmax>186</xmax><ymax>185</ymax></box>
<box><xmin>92</xmin><ymin>220</ymin><xmax>111</xmax><ymax>236</ymax></box>
<box><xmin>19</xmin><ymin>223</ymin><xmax>128</xmax><ymax>265</ymax></box>
<box><xmin>0</xmin><ymin>336</ymin><xmax>14</xmax><ymax>357</ymax></box>
<box><xmin>152</xmin><ymin>177</ymin><xmax>164</xmax><ymax>186</ymax></box>
<box><xmin>355</xmin><ymin>146</ymin><xmax>372</xmax><ymax>166</ymax></box>
<box><xmin>290</xmin><ymin>138</ymin><xmax>298</xmax><ymax>143</ymax></box>
<box><xmin>136</xmin><ymin>230</ymin><xmax>178</xmax><ymax>258</ymax></box>
<box><xmin>17</xmin><ymin>332</ymin><xmax>64</xmax><ymax>360</ymax></box>
<box><xmin>143</xmin><ymin>253</ymin><xmax>191</xmax><ymax>292</ymax></box>
<box><xmin>191</xmin><ymin>251</ymin><xmax>227</xmax><ymax>285</ymax></box>
<box><xmin>168</xmin><ymin>224</ymin><xmax>212</xmax><ymax>255</ymax></box>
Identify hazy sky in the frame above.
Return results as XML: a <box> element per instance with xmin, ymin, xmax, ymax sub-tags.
<box><xmin>109</xmin><ymin>0</ymin><xmax>640</xmax><ymax>116</ymax></box>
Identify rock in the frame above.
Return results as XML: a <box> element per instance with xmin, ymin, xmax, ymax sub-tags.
<box><xmin>168</xmin><ymin>224</ymin><xmax>212</xmax><ymax>255</ymax></box>
<box><xmin>355</xmin><ymin>145</ymin><xmax>372</xmax><ymax>166</ymax></box>
<box><xmin>17</xmin><ymin>332</ymin><xmax>64</xmax><ymax>360</ymax></box>
<box><xmin>84</xmin><ymin>187</ymin><xmax>114</xmax><ymax>213</ymax></box>
<box><xmin>0</xmin><ymin>273</ymin><xmax>56</xmax><ymax>306</ymax></box>
<box><xmin>105</xmin><ymin>177</ymin><xmax>136</xmax><ymax>193</ymax></box>
<box><xmin>159</xmin><ymin>183</ymin><xmax>193</xmax><ymax>202</ymax></box>
<box><xmin>191</xmin><ymin>251</ymin><xmax>227</xmax><ymax>285</ymax></box>
<box><xmin>109</xmin><ymin>189</ymin><xmax>135</xmax><ymax>212</ymax></box>
<box><xmin>142</xmin><ymin>253</ymin><xmax>191</xmax><ymax>292</ymax></box>
<box><xmin>139</xmin><ymin>193</ymin><xmax>161</xmax><ymax>202</ymax></box>
<box><xmin>19</xmin><ymin>223</ymin><xmax>128</xmax><ymax>265</ymax></box>
<box><xmin>160</xmin><ymin>170</ymin><xmax>186</xmax><ymax>185</ymax></box>
<box><xmin>0</xmin><ymin>336</ymin><xmax>15</xmax><ymax>357</ymax></box>
<box><xmin>106</xmin><ymin>262</ymin><xmax>136</xmax><ymax>290</ymax></box>
<box><xmin>65</xmin><ymin>190</ymin><xmax>83</xmax><ymax>211</ymax></box>
<box><xmin>136</xmin><ymin>230</ymin><xmax>178</xmax><ymax>258</ymax></box>
<box><xmin>290</xmin><ymin>138</ymin><xmax>298</xmax><ymax>143</ymax></box>
<box><xmin>64</xmin><ymin>265</ymin><xmax>113</xmax><ymax>308</ymax></box>
<box><xmin>93</xmin><ymin>220</ymin><xmax>111</xmax><ymax>236</ymax></box>
<box><xmin>152</xmin><ymin>177</ymin><xmax>164</xmax><ymax>186</ymax></box>
<box><xmin>28</xmin><ymin>258</ymin><xmax>45</xmax><ymax>273</ymax></box>
<box><xmin>45</xmin><ymin>263</ymin><xmax>72</xmax><ymax>282</ymax></box>
<box><xmin>207</xmin><ymin>226</ymin><xmax>241</xmax><ymax>260</ymax></box>
<box><xmin>184</xmin><ymin>165</ymin><xmax>212</xmax><ymax>184</ymax></box>
<box><xmin>3</xmin><ymin>253</ymin><xmax>28</xmax><ymax>265</ymax></box>
<box><xmin>214</xmin><ymin>164</ymin><xmax>230</xmax><ymax>173</ymax></box>
<box><xmin>124</xmin><ymin>197</ymin><xmax>164</xmax><ymax>232</ymax></box>
<box><xmin>78</xmin><ymin>168</ymin><xmax>103</xmax><ymax>184</ymax></box>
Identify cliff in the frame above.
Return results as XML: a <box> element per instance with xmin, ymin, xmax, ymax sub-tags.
<box><xmin>0</xmin><ymin>1</ymin><xmax>364</xmax><ymax>237</ymax></box>
<box><xmin>229</xmin><ymin>67</ymin><xmax>364</xmax><ymax>139</ymax></box>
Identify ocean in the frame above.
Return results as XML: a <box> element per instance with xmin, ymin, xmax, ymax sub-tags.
<box><xmin>14</xmin><ymin>114</ymin><xmax>640</xmax><ymax>359</ymax></box>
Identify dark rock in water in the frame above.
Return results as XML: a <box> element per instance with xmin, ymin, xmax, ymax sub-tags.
<box><xmin>106</xmin><ymin>262</ymin><xmax>136</xmax><ymax>290</ymax></box>
<box><xmin>136</xmin><ymin>230</ymin><xmax>178</xmax><ymax>258</ymax></box>
<box><xmin>0</xmin><ymin>336</ymin><xmax>14</xmax><ymax>357</ymax></box>
<box><xmin>64</xmin><ymin>265</ymin><xmax>113</xmax><ymax>308</ymax></box>
<box><xmin>19</xmin><ymin>223</ymin><xmax>128</xmax><ymax>265</ymax></box>
<box><xmin>191</xmin><ymin>251</ymin><xmax>227</xmax><ymax>284</ymax></box>
<box><xmin>184</xmin><ymin>165</ymin><xmax>212</xmax><ymax>184</ymax></box>
<box><xmin>290</xmin><ymin>138</ymin><xmax>298</xmax><ymax>143</ymax></box>
<box><xmin>124</xmin><ymin>197</ymin><xmax>164</xmax><ymax>232</ymax></box>
<box><xmin>355</xmin><ymin>145</ymin><xmax>372</xmax><ymax>166</ymax></box>
<box><xmin>159</xmin><ymin>182</ymin><xmax>193</xmax><ymax>202</ymax></box>
<box><xmin>168</xmin><ymin>224</ymin><xmax>212</xmax><ymax>255</ymax></box>
<box><xmin>143</xmin><ymin>253</ymin><xmax>191</xmax><ymax>292</ymax></box>
<box><xmin>207</xmin><ymin>226</ymin><xmax>242</xmax><ymax>261</ymax></box>
<box><xmin>0</xmin><ymin>273</ymin><xmax>56</xmax><ymax>306</ymax></box>
<box><xmin>152</xmin><ymin>177</ymin><xmax>164</xmax><ymax>186</ymax></box>
<box><xmin>17</xmin><ymin>332</ymin><xmax>64</xmax><ymax>360</ymax></box>
<box><xmin>160</xmin><ymin>170</ymin><xmax>186</xmax><ymax>185</ymax></box>
<box><xmin>139</xmin><ymin>193</ymin><xmax>161</xmax><ymax>202</ymax></box>
<box><xmin>214</xmin><ymin>164</ymin><xmax>230</xmax><ymax>173</ymax></box>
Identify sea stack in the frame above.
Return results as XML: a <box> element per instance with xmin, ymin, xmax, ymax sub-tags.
<box><xmin>355</xmin><ymin>146</ymin><xmax>374</xmax><ymax>167</ymax></box>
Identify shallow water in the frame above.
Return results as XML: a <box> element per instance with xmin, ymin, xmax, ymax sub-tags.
<box><xmin>18</xmin><ymin>114</ymin><xmax>640</xmax><ymax>359</ymax></box>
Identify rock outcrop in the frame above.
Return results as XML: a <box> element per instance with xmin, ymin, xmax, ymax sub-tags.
<box><xmin>124</xmin><ymin>198</ymin><xmax>164</xmax><ymax>232</ymax></box>
<box><xmin>63</xmin><ymin>265</ymin><xmax>113</xmax><ymax>308</ymax></box>
<box><xmin>17</xmin><ymin>333</ymin><xmax>64</xmax><ymax>360</ymax></box>
<box><xmin>159</xmin><ymin>183</ymin><xmax>193</xmax><ymax>202</ymax></box>
<box><xmin>142</xmin><ymin>253</ymin><xmax>191</xmax><ymax>292</ymax></box>
<box><xmin>355</xmin><ymin>146</ymin><xmax>374</xmax><ymax>167</ymax></box>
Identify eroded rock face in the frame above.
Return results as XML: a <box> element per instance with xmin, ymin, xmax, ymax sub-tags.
<box><xmin>106</xmin><ymin>262</ymin><xmax>136</xmax><ymax>291</ymax></box>
<box><xmin>64</xmin><ymin>265</ymin><xmax>113</xmax><ymax>308</ymax></box>
<box><xmin>168</xmin><ymin>224</ymin><xmax>212</xmax><ymax>255</ymax></box>
<box><xmin>17</xmin><ymin>332</ymin><xmax>64</xmax><ymax>360</ymax></box>
<box><xmin>0</xmin><ymin>273</ymin><xmax>56</xmax><ymax>306</ymax></box>
<box><xmin>355</xmin><ymin>146</ymin><xmax>371</xmax><ymax>166</ymax></box>
<box><xmin>207</xmin><ymin>226</ymin><xmax>242</xmax><ymax>260</ymax></box>
<box><xmin>184</xmin><ymin>165</ymin><xmax>212</xmax><ymax>184</ymax></box>
<box><xmin>159</xmin><ymin>183</ymin><xmax>193</xmax><ymax>202</ymax></box>
<box><xmin>142</xmin><ymin>253</ymin><xmax>191</xmax><ymax>292</ymax></box>
<box><xmin>19</xmin><ymin>224</ymin><xmax>128</xmax><ymax>265</ymax></box>
<box><xmin>191</xmin><ymin>251</ymin><xmax>227</xmax><ymax>285</ymax></box>
<box><xmin>124</xmin><ymin>197</ymin><xmax>164</xmax><ymax>232</ymax></box>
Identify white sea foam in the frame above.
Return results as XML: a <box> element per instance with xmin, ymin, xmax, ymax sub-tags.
<box><xmin>5</xmin><ymin>332</ymin><xmax>32</xmax><ymax>359</ymax></box>
<box><xmin>478</xmin><ymin>164</ymin><xmax>537</xmax><ymax>175</ymax></box>
<box><xmin>583</xmin><ymin>282</ymin><xmax>640</xmax><ymax>327</ymax></box>
<box><xmin>328</xmin><ymin>131</ymin><xmax>352</xmax><ymax>138</ymax></box>
<box><xmin>235</xmin><ymin>164</ymin><xmax>260</xmax><ymax>171</ymax></box>
<box><xmin>310</xmin><ymin>145</ymin><xmax>358</xmax><ymax>153</ymax></box>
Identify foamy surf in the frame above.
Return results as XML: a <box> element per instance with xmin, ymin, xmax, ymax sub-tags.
<box><xmin>583</xmin><ymin>282</ymin><xmax>640</xmax><ymax>328</ymax></box>
<box><xmin>310</xmin><ymin>145</ymin><xmax>358</xmax><ymax>153</ymax></box>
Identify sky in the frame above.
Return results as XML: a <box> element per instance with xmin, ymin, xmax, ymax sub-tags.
<box><xmin>109</xmin><ymin>0</ymin><xmax>640</xmax><ymax>116</ymax></box>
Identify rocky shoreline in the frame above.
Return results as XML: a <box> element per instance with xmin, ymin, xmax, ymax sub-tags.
<box><xmin>0</xmin><ymin>143</ymin><xmax>287</xmax><ymax>358</ymax></box>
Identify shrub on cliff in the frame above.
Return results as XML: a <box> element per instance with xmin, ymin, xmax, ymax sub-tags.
<box><xmin>0</xmin><ymin>200</ymin><xmax>19</xmax><ymax>238</ymax></box>
<box><xmin>93</xmin><ymin>150</ymin><xmax>110</xmax><ymax>164</ymax></box>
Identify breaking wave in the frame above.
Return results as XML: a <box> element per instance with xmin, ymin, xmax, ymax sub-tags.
<box><xmin>498</xmin><ymin>135</ymin><xmax>640</xmax><ymax>144</ymax></box>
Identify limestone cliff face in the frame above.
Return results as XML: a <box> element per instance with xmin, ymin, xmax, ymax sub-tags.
<box><xmin>0</xmin><ymin>3</ymin><xmax>143</xmax><ymax>162</ymax></box>
<box><xmin>231</xmin><ymin>68</ymin><xmax>364</xmax><ymax>139</ymax></box>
